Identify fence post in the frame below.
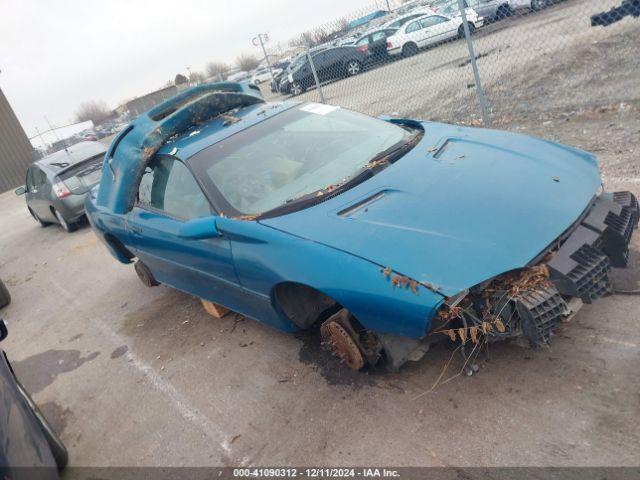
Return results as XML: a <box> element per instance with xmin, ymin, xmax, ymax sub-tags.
<box><xmin>305</xmin><ymin>42</ymin><xmax>326</xmax><ymax>103</ymax></box>
<box><xmin>456</xmin><ymin>0</ymin><xmax>491</xmax><ymax>127</ymax></box>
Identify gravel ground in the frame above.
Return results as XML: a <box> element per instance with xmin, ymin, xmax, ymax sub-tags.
<box><xmin>1</xmin><ymin>0</ymin><xmax>639</xmax><ymax>469</ymax></box>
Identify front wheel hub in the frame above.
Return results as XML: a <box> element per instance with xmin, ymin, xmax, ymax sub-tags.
<box><xmin>320</xmin><ymin>320</ymin><xmax>365</xmax><ymax>370</ymax></box>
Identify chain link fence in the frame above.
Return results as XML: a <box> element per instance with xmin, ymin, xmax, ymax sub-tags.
<box><xmin>255</xmin><ymin>0</ymin><xmax>639</xmax><ymax>155</ymax></box>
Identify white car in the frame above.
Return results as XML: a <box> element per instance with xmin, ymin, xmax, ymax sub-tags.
<box><xmin>382</xmin><ymin>8</ymin><xmax>437</xmax><ymax>29</ymax></box>
<box><xmin>251</xmin><ymin>67</ymin><xmax>283</xmax><ymax>85</ymax></box>
<box><xmin>227</xmin><ymin>70</ymin><xmax>251</xmax><ymax>82</ymax></box>
<box><xmin>386</xmin><ymin>11</ymin><xmax>482</xmax><ymax>57</ymax></box>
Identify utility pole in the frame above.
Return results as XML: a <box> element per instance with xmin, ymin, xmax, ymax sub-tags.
<box><xmin>252</xmin><ymin>33</ymin><xmax>275</xmax><ymax>86</ymax></box>
<box><xmin>34</xmin><ymin>126</ymin><xmax>47</xmax><ymax>151</ymax></box>
<box><xmin>305</xmin><ymin>41</ymin><xmax>325</xmax><ymax>104</ymax></box>
<box><xmin>44</xmin><ymin>115</ymin><xmax>62</xmax><ymax>143</ymax></box>
<box><xmin>456</xmin><ymin>0</ymin><xmax>490</xmax><ymax>126</ymax></box>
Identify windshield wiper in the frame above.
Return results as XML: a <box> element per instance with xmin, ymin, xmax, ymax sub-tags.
<box><xmin>260</xmin><ymin>168</ymin><xmax>375</xmax><ymax>219</ymax></box>
<box><xmin>366</xmin><ymin>130</ymin><xmax>421</xmax><ymax>168</ymax></box>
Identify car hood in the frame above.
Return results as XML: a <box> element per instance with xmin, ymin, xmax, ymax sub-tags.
<box><xmin>261</xmin><ymin>121</ymin><xmax>602</xmax><ymax>297</ymax></box>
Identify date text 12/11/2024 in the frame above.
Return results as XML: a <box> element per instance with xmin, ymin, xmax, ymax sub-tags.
<box><xmin>233</xmin><ymin>468</ymin><xmax>400</xmax><ymax>478</ymax></box>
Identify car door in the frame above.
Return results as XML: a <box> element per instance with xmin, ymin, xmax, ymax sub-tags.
<box><xmin>370</xmin><ymin>30</ymin><xmax>393</xmax><ymax>61</ymax></box>
<box><xmin>420</xmin><ymin>15</ymin><xmax>455</xmax><ymax>46</ymax></box>
<box><xmin>327</xmin><ymin>48</ymin><xmax>348</xmax><ymax>79</ymax></box>
<box><xmin>404</xmin><ymin>19</ymin><xmax>424</xmax><ymax>47</ymax></box>
<box><xmin>26</xmin><ymin>166</ymin><xmax>53</xmax><ymax>221</ymax></box>
<box><xmin>471</xmin><ymin>0</ymin><xmax>497</xmax><ymax>18</ymax></box>
<box><xmin>311</xmin><ymin>51</ymin><xmax>331</xmax><ymax>82</ymax></box>
<box><xmin>126</xmin><ymin>155</ymin><xmax>245</xmax><ymax>308</ymax></box>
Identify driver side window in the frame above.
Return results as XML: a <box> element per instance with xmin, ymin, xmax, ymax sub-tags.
<box><xmin>26</xmin><ymin>167</ymin><xmax>35</xmax><ymax>190</ymax></box>
<box><xmin>406</xmin><ymin>20</ymin><xmax>421</xmax><ymax>33</ymax></box>
<box><xmin>138</xmin><ymin>156</ymin><xmax>211</xmax><ymax>220</ymax></box>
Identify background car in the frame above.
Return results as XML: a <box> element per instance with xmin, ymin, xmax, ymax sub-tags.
<box><xmin>0</xmin><ymin>319</ymin><xmax>68</xmax><ymax>474</ymax></box>
<box><xmin>435</xmin><ymin>0</ymin><xmax>498</xmax><ymax>19</ymax></box>
<box><xmin>269</xmin><ymin>61</ymin><xmax>291</xmax><ymax>92</ymax></box>
<box><xmin>287</xmin><ymin>46</ymin><xmax>366</xmax><ymax>95</ymax></box>
<box><xmin>15</xmin><ymin>141</ymin><xmax>107</xmax><ymax>232</ymax></box>
<box><xmin>354</xmin><ymin>28</ymin><xmax>398</xmax><ymax>66</ymax></box>
<box><xmin>386</xmin><ymin>12</ymin><xmax>481</xmax><ymax>57</ymax></box>
<box><xmin>394</xmin><ymin>0</ymin><xmax>437</xmax><ymax>15</ymax></box>
<box><xmin>251</xmin><ymin>66</ymin><xmax>282</xmax><ymax>85</ymax></box>
<box><xmin>226</xmin><ymin>70</ymin><xmax>251</xmax><ymax>82</ymax></box>
<box><xmin>382</xmin><ymin>8</ymin><xmax>437</xmax><ymax>29</ymax></box>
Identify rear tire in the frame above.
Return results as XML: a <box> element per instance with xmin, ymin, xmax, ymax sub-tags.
<box><xmin>458</xmin><ymin>22</ymin><xmax>476</xmax><ymax>38</ymax></box>
<box><xmin>54</xmin><ymin>209</ymin><xmax>77</xmax><ymax>233</ymax></box>
<box><xmin>345</xmin><ymin>59</ymin><xmax>362</xmax><ymax>76</ymax></box>
<box><xmin>495</xmin><ymin>4</ymin><xmax>512</xmax><ymax>19</ymax></box>
<box><xmin>290</xmin><ymin>81</ymin><xmax>304</xmax><ymax>96</ymax></box>
<box><xmin>135</xmin><ymin>260</ymin><xmax>160</xmax><ymax>287</ymax></box>
<box><xmin>0</xmin><ymin>279</ymin><xmax>10</xmax><ymax>309</ymax></box>
<box><xmin>15</xmin><ymin>380</ymin><xmax>68</xmax><ymax>470</ymax></box>
<box><xmin>402</xmin><ymin>42</ymin><xmax>419</xmax><ymax>57</ymax></box>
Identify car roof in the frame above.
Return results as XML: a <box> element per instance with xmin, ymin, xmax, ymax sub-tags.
<box><xmin>34</xmin><ymin>141</ymin><xmax>107</xmax><ymax>171</ymax></box>
<box><xmin>357</xmin><ymin>27</ymin><xmax>398</xmax><ymax>38</ymax></box>
<box><xmin>156</xmin><ymin>100</ymin><xmax>301</xmax><ymax>161</ymax></box>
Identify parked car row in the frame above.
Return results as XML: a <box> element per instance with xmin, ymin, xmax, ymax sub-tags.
<box><xmin>269</xmin><ymin>0</ymin><xmax>565</xmax><ymax>97</ymax></box>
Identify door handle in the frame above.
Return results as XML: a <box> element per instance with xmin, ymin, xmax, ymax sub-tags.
<box><xmin>130</xmin><ymin>225</ymin><xmax>144</xmax><ymax>236</ymax></box>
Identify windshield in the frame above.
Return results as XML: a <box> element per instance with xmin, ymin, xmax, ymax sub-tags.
<box><xmin>189</xmin><ymin>104</ymin><xmax>416</xmax><ymax>216</ymax></box>
<box><xmin>439</xmin><ymin>2</ymin><xmax>461</xmax><ymax>16</ymax></box>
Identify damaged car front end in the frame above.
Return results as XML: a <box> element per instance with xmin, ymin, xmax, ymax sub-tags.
<box><xmin>432</xmin><ymin>191</ymin><xmax>638</xmax><ymax>359</ymax></box>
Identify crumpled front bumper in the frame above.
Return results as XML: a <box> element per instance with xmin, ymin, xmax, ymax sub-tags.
<box><xmin>507</xmin><ymin>191</ymin><xmax>638</xmax><ymax>346</ymax></box>
<box><xmin>548</xmin><ymin>191</ymin><xmax>638</xmax><ymax>302</ymax></box>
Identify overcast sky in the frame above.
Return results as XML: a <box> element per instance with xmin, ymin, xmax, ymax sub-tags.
<box><xmin>0</xmin><ymin>0</ymin><xmax>383</xmax><ymax>139</ymax></box>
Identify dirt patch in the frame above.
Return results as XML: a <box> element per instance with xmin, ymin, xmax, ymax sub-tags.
<box><xmin>38</xmin><ymin>401</ymin><xmax>72</xmax><ymax>437</ymax></box>
<box><xmin>12</xmin><ymin>349</ymin><xmax>100</xmax><ymax>394</ymax></box>
<box><xmin>610</xmin><ymin>247</ymin><xmax>640</xmax><ymax>291</ymax></box>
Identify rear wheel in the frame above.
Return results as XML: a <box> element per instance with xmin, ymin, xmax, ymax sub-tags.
<box><xmin>15</xmin><ymin>380</ymin><xmax>68</xmax><ymax>469</ymax></box>
<box><xmin>54</xmin><ymin>209</ymin><xmax>77</xmax><ymax>233</ymax></box>
<box><xmin>402</xmin><ymin>42</ymin><xmax>419</xmax><ymax>57</ymax></box>
<box><xmin>531</xmin><ymin>0</ymin><xmax>548</xmax><ymax>10</ymax></box>
<box><xmin>458</xmin><ymin>22</ymin><xmax>476</xmax><ymax>38</ymax></box>
<box><xmin>0</xmin><ymin>279</ymin><xmax>10</xmax><ymax>309</ymax></box>
<box><xmin>290</xmin><ymin>81</ymin><xmax>304</xmax><ymax>96</ymax></box>
<box><xmin>345</xmin><ymin>59</ymin><xmax>362</xmax><ymax>76</ymax></box>
<box><xmin>495</xmin><ymin>3</ymin><xmax>512</xmax><ymax>19</ymax></box>
<box><xmin>135</xmin><ymin>260</ymin><xmax>160</xmax><ymax>287</ymax></box>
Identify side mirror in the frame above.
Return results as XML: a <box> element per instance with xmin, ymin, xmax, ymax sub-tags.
<box><xmin>14</xmin><ymin>186</ymin><xmax>26</xmax><ymax>196</ymax></box>
<box><xmin>0</xmin><ymin>320</ymin><xmax>7</xmax><ymax>343</ymax></box>
<box><xmin>178</xmin><ymin>216</ymin><xmax>220</xmax><ymax>240</ymax></box>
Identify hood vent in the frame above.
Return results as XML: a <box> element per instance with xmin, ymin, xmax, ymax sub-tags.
<box><xmin>338</xmin><ymin>191</ymin><xmax>387</xmax><ymax>218</ymax></box>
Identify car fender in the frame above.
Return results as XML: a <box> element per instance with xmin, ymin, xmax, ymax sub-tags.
<box><xmin>217</xmin><ymin>217</ymin><xmax>444</xmax><ymax>339</ymax></box>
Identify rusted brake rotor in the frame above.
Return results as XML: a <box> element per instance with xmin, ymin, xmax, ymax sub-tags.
<box><xmin>320</xmin><ymin>320</ymin><xmax>365</xmax><ymax>370</ymax></box>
